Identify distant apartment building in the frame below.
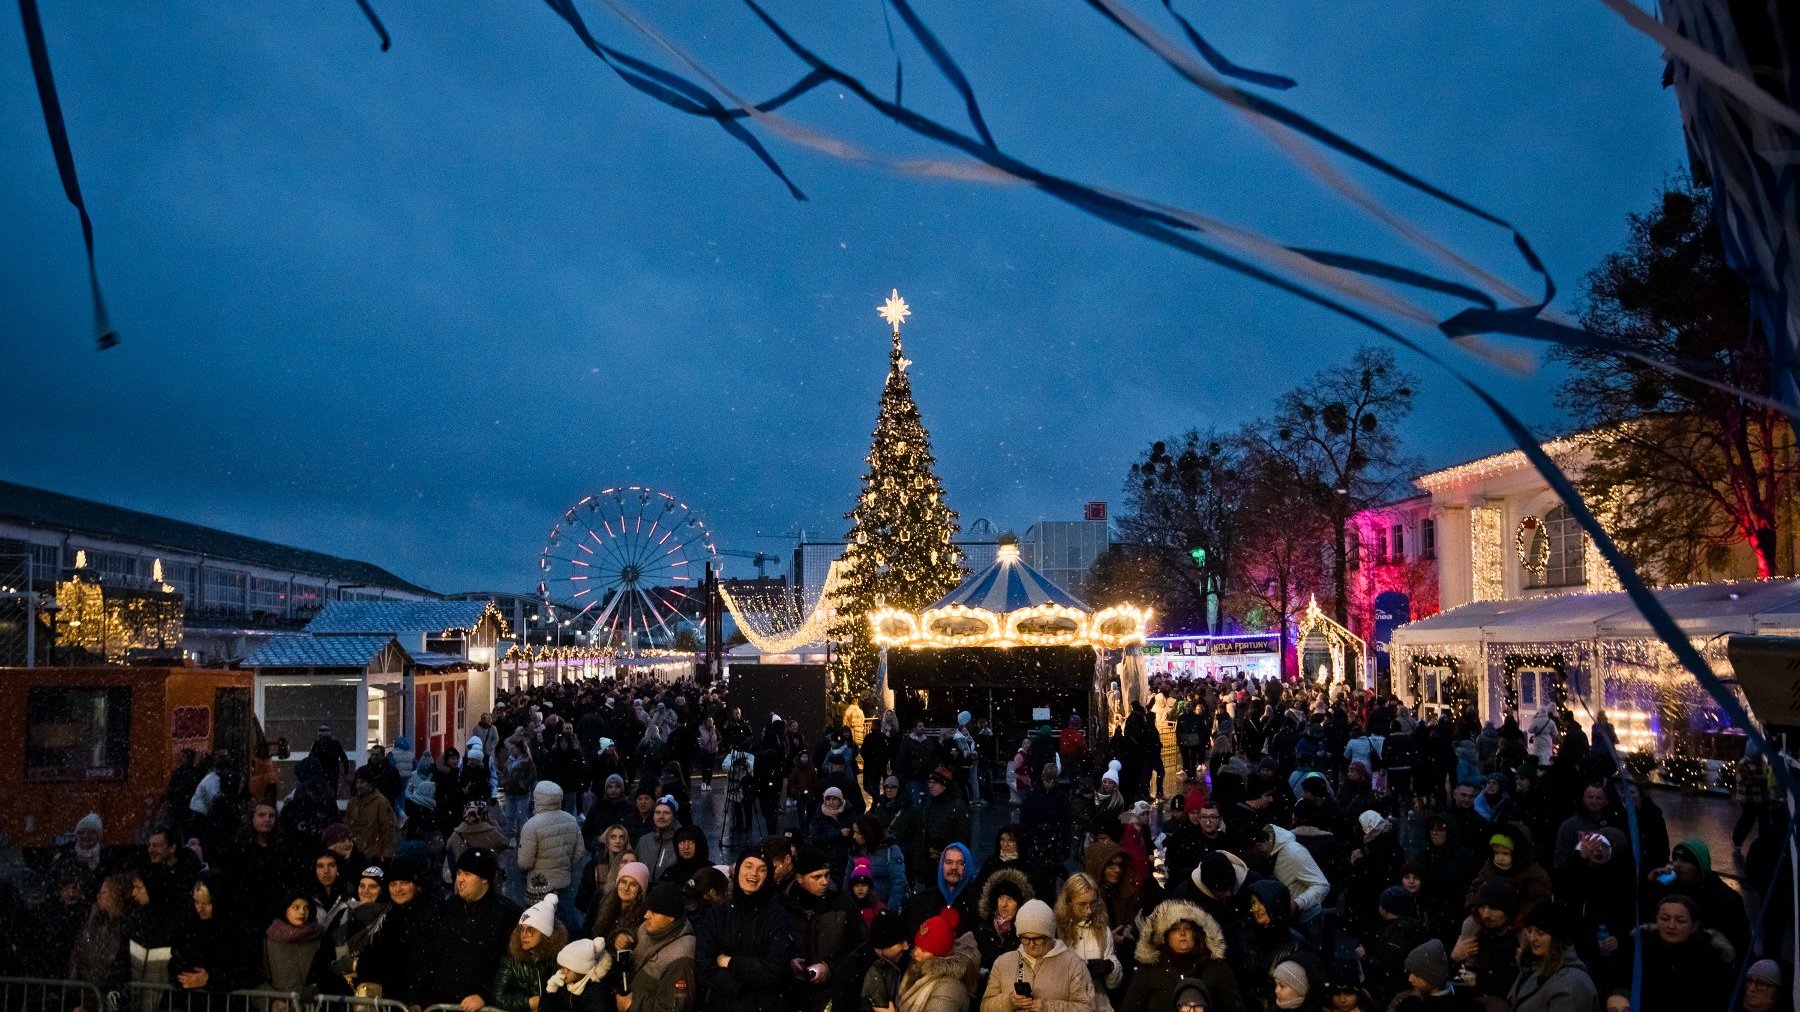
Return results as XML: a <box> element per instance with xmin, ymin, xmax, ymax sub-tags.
<box><xmin>1020</xmin><ymin>505</ymin><xmax>1112</xmax><ymax>600</ymax></box>
<box><xmin>0</xmin><ymin>479</ymin><xmax>434</xmax><ymax>665</ymax></box>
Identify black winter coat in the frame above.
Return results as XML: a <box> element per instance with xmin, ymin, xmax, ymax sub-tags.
<box><xmin>170</xmin><ymin>912</ymin><xmax>260</xmax><ymax>992</ymax></box>
<box><xmin>694</xmin><ymin>888</ymin><xmax>797</xmax><ymax>1012</ymax></box>
<box><xmin>422</xmin><ymin>888</ymin><xmax>522</xmax><ymax>1006</ymax></box>
<box><xmin>355</xmin><ymin>894</ymin><xmax>439</xmax><ymax>1003</ymax></box>
<box><xmin>912</xmin><ymin>794</ymin><xmax>970</xmax><ymax>881</ymax></box>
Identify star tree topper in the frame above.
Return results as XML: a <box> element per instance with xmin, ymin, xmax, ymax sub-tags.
<box><xmin>878</xmin><ymin>288</ymin><xmax>913</xmax><ymax>371</ymax></box>
<box><xmin>878</xmin><ymin>288</ymin><xmax>911</xmax><ymax>331</ymax></box>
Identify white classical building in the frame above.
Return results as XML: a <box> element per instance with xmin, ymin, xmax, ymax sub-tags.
<box><xmin>1387</xmin><ymin>435</ymin><xmax>1785</xmax><ymax>765</ymax></box>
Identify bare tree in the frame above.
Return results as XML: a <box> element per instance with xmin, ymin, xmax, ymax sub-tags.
<box><xmin>1114</xmin><ymin>429</ymin><xmax>1247</xmax><ymax>633</ymax></box>
<box><xmin>1231</xmin><ymin>430</ymin><xmax>1333</xmax><ymax>675</ymax></box>
<box><xmin>1273</xmin><ymin>348</ymin><xmax>1419</xmax><ymax>624</ymax></box>
<box><xmin>1558</xmin><ymin>179</ymin><xmax>1796</xmax><ymax>580</ymax></box>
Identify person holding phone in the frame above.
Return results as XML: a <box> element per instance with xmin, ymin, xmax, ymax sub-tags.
<box><xmin>979</xmin><ymin>900</ymin><xmax>1092</xmax><ymax>1011</ymax></box>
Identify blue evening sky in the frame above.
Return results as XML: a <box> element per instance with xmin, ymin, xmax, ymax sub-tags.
<box><xmin>0</xmin><ymin>3</ymin><xmax>1684</xmax><ymax>592</ymax></box>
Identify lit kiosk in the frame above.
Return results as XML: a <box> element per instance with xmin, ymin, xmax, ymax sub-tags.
<box><xmin>870</xmin><ymin>539</ymin><xmax>1149</xmax><ymax>736</ymax></box>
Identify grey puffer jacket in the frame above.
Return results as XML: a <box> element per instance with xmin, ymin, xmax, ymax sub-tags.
<box><xmin>517</xmin><ymin>782</ymin><xmax>584</xmax><ymax>890</ymax></box>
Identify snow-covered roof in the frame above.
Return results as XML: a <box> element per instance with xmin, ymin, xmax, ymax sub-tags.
<box><xmin>406</xmin><ymin>649</ymin><xmax>478</xmax><ymax>670</ymax></box>
<box><xmin>242</xmin><ymin>634</ymin><xmax>398</xmax><ymax>669</ymax></box>
<box><xmin>305</xmin><ymin>600</ymin><xmax>497</xmax><ymax>635</ymax></box>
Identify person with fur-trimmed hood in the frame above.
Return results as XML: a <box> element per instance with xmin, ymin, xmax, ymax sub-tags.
<box><xmin>493</xmin><ymin>895</ymin><xmax>570</xmax><ymax>1012</ymax></box>
<box><xmin>1171</xmin><ymin>850</ymin><xmax>1257</xmax><ymax>965</ymax></box>
<box><xmin>971</xmin><ymin>868</ymin><xmax>1032</xmax><ymax>967</ymax></box>
<box><xmin>1118</xmin><ymin>898</ymin><xmax>1246</xmax><ymax>1012</ymax></box>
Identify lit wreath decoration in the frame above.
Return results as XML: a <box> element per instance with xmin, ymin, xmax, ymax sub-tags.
<box><xmin>1516</xmin><ymin>516</ymin><xmax>1549</xmax><ymax>578</ymax></box>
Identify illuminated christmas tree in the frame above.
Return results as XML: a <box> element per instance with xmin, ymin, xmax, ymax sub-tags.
<box><xmin>828</xmin><ymin>290</ymin><xmax>964</xmax><ymax>700</ymax></box>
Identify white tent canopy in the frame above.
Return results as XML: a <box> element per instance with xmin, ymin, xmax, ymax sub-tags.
<box><xmin>1392</xmin><ymin>579</ymin><xmax>1800</xmax><ymax>648</ymax></box>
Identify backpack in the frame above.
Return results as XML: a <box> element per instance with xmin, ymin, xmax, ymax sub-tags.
<box><xmin>504</xmin><ymin>758</ymin><xmax>534</xmax><ymax>796</ymax></box>
<box><xmin>1363</xmin><ymin>735</ymin><xmax>1385</xmax><ymax>772</ymax></box>
<box><xmin>1382</xmin><ymin>734</ymin><xmax>1415</xmax><ymax>771</ymax></box>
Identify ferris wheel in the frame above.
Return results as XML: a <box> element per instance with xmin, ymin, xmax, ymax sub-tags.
<box><xmin>538</xmin><ymin>486</ymin><xmax>718</xmax><ymax>653</ymax></box>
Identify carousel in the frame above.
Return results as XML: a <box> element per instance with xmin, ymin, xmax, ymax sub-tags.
<box><xmin>870</xmin><ymin>541</ymin><xmax>1151</xmax><ymax>733</ymax></box>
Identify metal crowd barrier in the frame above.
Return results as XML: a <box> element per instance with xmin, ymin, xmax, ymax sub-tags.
<box><xmin>313</xmin><ymin>997</ymin><xmax>410</xmax><ymax>1012</ymax></box>
<box><xmin>0</xmin><ymin>976</ymin><xmax>105</xmax><ymax>1012</ymax></box>
<box><xmin>122</xmin><ymin>983</ymin><xmax>306</xmax><ymax>1012</ymax></box>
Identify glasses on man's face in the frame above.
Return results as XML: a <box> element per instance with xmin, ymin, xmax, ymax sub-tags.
<box><xmin>1179</xmin><ymin>1003</ymin><xmax>1207</xmax><ymax>1012</ymax></box>
<box><xmin>1018</xmin><ymin>934</ymin><xmax>1053</xmax><ymax>947</ymax></box>
<box><xmin>1747</xmin><ymin>980</ymin><xmax>1779</xmax><ymax>991</ymax></box>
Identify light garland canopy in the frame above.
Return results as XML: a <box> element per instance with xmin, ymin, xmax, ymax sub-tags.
<box><xmin>870</xmin><ymin>543</ymin><xmax>1150</xmax><ymax>649</ymax></box>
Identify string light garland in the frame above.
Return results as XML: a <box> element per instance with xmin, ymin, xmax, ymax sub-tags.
<box><xmin>1294</xmin><ymin>594</ymin><xmax>1368</xmax><ymax>686</ymax></box>
<box><xmin>869</xmin><ymin>598</ymin><xmax>1151</xmax><ymax>649</ymax></box>
<box><xmin>717</xmin><ymin>561</ymin><xmax>844</xmax><ymax>653</ymax></box>
<box><xmin>1515</xmin><ymin>516</ymin><xmax>1549</xmax><ymax>578</ymax></box>
<box><xmin>1415</xmin><ymin>436</ymin><xmax>1589</xmax><ymax>493</ymax></box>
<box><xmin>1406</xmin><ymin>653</ymin><xmax>1465</xmax><ymax>713</ymax></box>
<box><xmin>1470</xmin><ymin>505</ymin><xmax>1505</xmax><ymax>602</ymax></box>
<box><xmin>1501</xmin><ymin>651</ymin><xmax>1566</xmax><ymax>717</ymax></box>
<box><xmin>54</xmin><ymin>575</ymin><xmax>182</xmax><ymax>662</ymax></box>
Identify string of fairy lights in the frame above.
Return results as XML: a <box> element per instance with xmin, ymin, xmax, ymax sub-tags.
<box><xmin>717</xmin><ymin>560</ymin><xmax>846</xmax><ymax>654</ymax></box>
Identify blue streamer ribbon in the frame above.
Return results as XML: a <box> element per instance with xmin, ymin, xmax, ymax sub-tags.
<box><xmin>352</xmin><ymin>0</ymin><xmax>391</xmax><ymax>51</ymax></box>
<box><xmin>878</xmin><ymin>0</ymin><xmax>903</xmax><ymax>114</ymax></box>
<box><xmin>1159</xmin><ymin>0</ymin><xmax>1296</xmax><ymax>90</ymax></box>
<box><xmin>1291</xmin><ymin>248</ymin><xmax>1497</xmax><ymax>307</ymax></box>
<box><xmin>1081</xmin><ymin>0</ymin><xmax>1555</xmax><ymax>313</ymax></box>
<box><xmin>541</xmin><ymin>0</ymin><xmax>811</xmax><ymax>200</ymax></box>
<box><xmin>885</xmin><ymin>0</ymin><xmax>993</xmax><ymax>149</ymax></box>
<box><xmin>17</xmin><ymin>0</ymin><xmax>117</xmax><ymax>350</ymax></box>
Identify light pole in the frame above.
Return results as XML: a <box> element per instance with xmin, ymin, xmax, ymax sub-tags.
<box><xmin>40</xmin><ymin>596</ymin><xmax>61</xmax><ymax>666</ymax></box>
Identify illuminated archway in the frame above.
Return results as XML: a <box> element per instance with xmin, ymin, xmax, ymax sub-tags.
<box><xmin>1295</xmin><ymin>595</ymin><xmax>1367</xmax><ymax>688</ymax></box>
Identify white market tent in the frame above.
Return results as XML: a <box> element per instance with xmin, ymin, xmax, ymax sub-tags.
<box><xmin>1390</xmin><ymin>578</ymin><xmax>1800</xmax><ymax>758</ymax></box>
<box><xmin>1393</xmin><ymin>579</ymin><xmax>1800</xmax><ymax>647</ymax></box>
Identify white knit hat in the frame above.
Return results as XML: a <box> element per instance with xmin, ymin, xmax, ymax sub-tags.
<box><xmin>76</xmin><ymin>812</ymin><xmax>103</xmax><ymax>834</ymax></box>
<box><xmin>519</xmin><ymin>894</ymin><xmax>558</xmax><ymax>937</ymax></box>
<box><xmin>555</xmin><ymin>938</ymin><xmax>609</xmax><ymax>976</ymax></box>
<box><xmin>1102</xmin><ymin>760</ymin><xmax>1122</xmax><ymax>784</ymax></box>
<box><xmin>1015</xmin><ymin>898</ymin><xmax>1056</xmax><ymax>938</ymax></box>
<box><xmin>1358</xmin><ymin>810</ymin><xmax>1389</xmax><ymax>839</ymax></box>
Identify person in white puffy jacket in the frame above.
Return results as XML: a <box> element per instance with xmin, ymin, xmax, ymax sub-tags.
<box><xmin>517</xmin><ymin>781</ymin><xmax>584</xmax><ymax>918</ymax></box>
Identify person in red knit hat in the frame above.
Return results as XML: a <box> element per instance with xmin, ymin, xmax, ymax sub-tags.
<box><xmin>899</xmin><ymin>907</ymin><xmax>978</xmax><ymax>1011</ymax></box>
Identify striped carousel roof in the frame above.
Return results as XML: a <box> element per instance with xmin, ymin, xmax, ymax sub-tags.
<box><xmin>930</xmin><ymin>543</ymin><xmax>1090</xmax><ymax>614</ymax></box>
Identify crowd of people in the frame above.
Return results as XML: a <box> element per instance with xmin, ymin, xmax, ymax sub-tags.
<box><xmin>7</xmin><ymin>669</ymin><xmax>1792</xmax><ymax>1012</ymax></box>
